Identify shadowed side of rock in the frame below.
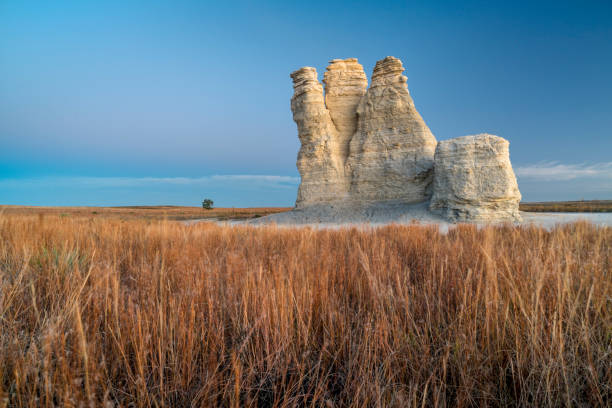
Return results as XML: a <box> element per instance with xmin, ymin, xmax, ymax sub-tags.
<box><xmin>429</xmin><ymin>134</ymin><xmax>522</xmax><ymax>222</ymax></box>
<box><xmin>290</xmin><ymin>67</ymin><xmax>347</xmax><ymax>207</ymax></box>
<box><xmin>346</xmin><ymin>56</ymin><xmax>437</xmax><ymax>203</ymax></box>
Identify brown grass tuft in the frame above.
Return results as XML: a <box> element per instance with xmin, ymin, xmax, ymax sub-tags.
<box><xmin>0</xmin><ymin>215</ymin><xmax>610</xmax><ymax>406</ymax></box>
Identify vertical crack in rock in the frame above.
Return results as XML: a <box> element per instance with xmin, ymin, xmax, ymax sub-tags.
<box><xmin>429</xmin><ymin>134</ymin><xmax>522</xmax><ymax>222</ymax></box>
<box><xmin>290</xmin><ymin>67</ymin><xmax>347</xmax><ymax>207</ymax></box>
<box><xmin>322</xmin><ymin>58</ymin><xmax>368</xmax><ymax>163</ymax></box>
<box><xmin>346</xmin><ymin>56</ymin><xmax>438</xmax><ymax>203</ymax></box>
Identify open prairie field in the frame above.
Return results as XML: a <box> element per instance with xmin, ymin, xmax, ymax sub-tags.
<box><xmin>0</xmin><ymin>214</ymin><xmax>610</xmax><ymax>407</ymax></box>
<box><xmin>1</xmin><ymin>201</ymin><xmax>610</xmax><ymax>226</ymax></box>
<box><xmin>0</xmin><ymin>205</ymin><xmax>291</xmax><ymax>221</ymax></box>
<box><xmin>519</xmin><ymin>200</ymin><xmax>612</xmax><ymax>213</ymax></box>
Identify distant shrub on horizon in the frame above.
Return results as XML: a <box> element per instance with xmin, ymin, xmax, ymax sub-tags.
<box><xmin>201</xmin><ymin>198</ymin><xmax>214</xmax><ymax>209</ymax></box>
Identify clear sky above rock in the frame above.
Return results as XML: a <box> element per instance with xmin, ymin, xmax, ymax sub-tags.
<box><xmin>1</xmin><ymin>0</ymin><xmax>611</xmax><ymax>206</ymax></box>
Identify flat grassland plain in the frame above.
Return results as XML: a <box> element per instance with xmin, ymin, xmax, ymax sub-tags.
<box><xmin>2</xmin><ymin>200</ymin><xmax>610</xmax><ymax>224</ymax></box>
<box><xmin>519</xmin><ymin>200</ymin><xmax>612</xmax><ymax>213</ymax></box>
<box><xmin>0</xmin><ymin>208</ymin><xmax>610</xmax><ymax>406</ymax></box>
<box><xmin>0</xmin><ymin>205</ymin><xmax>290</xmax><ymax>221</ymax></box>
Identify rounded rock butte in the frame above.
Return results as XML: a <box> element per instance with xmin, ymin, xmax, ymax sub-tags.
<box><xmin>288</xmin><ymin>56</ymin><xmax>522</xmax><ymax>222</ymax></box>
<box><xmin>429</xmin><ymin>134</ymin><xmax>522</xmax><ymax>222</ymax></box>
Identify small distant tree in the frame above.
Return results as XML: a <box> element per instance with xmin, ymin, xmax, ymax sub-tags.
<box><xmin>202</xmin><ymin>198</ymin><xmax>214</xmax><ymax>210</ymax></box>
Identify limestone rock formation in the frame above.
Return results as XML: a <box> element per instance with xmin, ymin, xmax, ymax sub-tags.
<box><xmin>290</xmin><ymin>56</ymin><xmax>437</xmax><ymax>207</ymax></box>
<box><xmin>322</xmin><ymin>58</ymin><xmax>368</xmax><ymax>159</ymax></box>
<box><xmin>290</xmin><ymin>67</ymin><xmax>347</xmax><ymax>207</ymax></box>
<box><xmin>287</xmin><ymin>57</ymin><xmax>522</xmax><ymax>223</ymax></box>
<box><xmin>347</xmin><ymin>56</ymin><xmax>437</xmax><ymax>202</ymax></box>
<box><xmin>429</xmin><ymin>134</ymin><xmax>522</xmax><ymax>222</ymax></box>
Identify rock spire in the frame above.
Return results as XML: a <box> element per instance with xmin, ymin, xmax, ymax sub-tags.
<box><xmin>347</xmin><ymin>56</ymin><xmax>437</xmax><ymax>202</ymax></box>
<box><xmin>290</xmin><ymin>67</ymin><xmax>346</xmax><ymax>206</ymax></box>
<box><xmin>322</xmin><ymin>58</ymin><xmax>368</xmax><ymax>160</ymax></box>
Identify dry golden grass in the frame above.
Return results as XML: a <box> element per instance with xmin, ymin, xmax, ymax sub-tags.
<box><xmin>0</xmin><ymin>205</ymin><xmax>291</xmax><ymax>221</ymax></box>
<box><xmin>520</xmin><ymin>200</ymin><xmax>612</xmax><ymax>213</ymax></box>
<box><xmin>0</xmin><ymin>214</ymin><xmax>610</xmax><ymax>407</ymax></box>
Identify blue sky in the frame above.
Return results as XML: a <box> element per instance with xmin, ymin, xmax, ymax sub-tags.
<box><xmin>1</xmin><ymin>0</ymin><xmax>611</xmax><ymax>206</ymax></box>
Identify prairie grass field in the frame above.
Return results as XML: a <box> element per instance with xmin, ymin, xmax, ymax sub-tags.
<box><xmin>0</xmin><ymin>214</ymin><xmax>610</xmax><ymax>407</ymax></box>
<box><xmin>0</xmin><ymin>199</ymin><xmax>609</xmax><ymax>227</ymax></box>
<box><xmin>0</xmin><ymin>205</ymin><xmax>291</xmax><ymax>222</ymax></box>
<box><xmin>519</xmin><ymin>200</ymin><xmax>612</xmax><ymax>213</ymax></box>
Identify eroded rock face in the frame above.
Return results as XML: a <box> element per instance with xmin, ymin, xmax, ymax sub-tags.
<box><xmin>429</xmin><ymin>134</ymin><xmax>522</xmax><ymax>222</ymax></box>
<box><xmin>290</xmin><ymin>67</ymin><xmax>347</xmax><ymax>207</ymax></box>
<box><xmin>347</xmin><ymin>56</ymin><xmax>437</xmax><ymax>202</ymax></box>
<box><xmin>322</xmin><ymin>58</ymin><xmax>368</xmax><ymax>159</ymax></box>
<box><xmin>290</xmin><ymin>56</ymin><xmax>437</xmax><ymax>207</ymax></box>
<box><xmin>289</xmin><ymin>57</ymin><xmax>522</xmax><ymax>223</ymax></box>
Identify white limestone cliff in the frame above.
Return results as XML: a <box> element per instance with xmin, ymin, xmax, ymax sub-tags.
<box><xmin>346</xmin><ymin>56</ymin><xmax>437</xmax><ymax>202</ymax></box>
<box><xmin>429</xmin><ymin>134</ymin><xmax>522</xmax><ymax>222</ymax></box>
<box><xmin>287</xmin><ymin>57</ymin><xmax>522</xmax><ymax>223</ymax></box>
<box><xmin>322</xmin><ymin>58</ymin><xmax>368</xmax><ymax>160</ymax></box>
<box><xmin>290</xmin><ymin>67</ymin><xmax>347</xmax><ymax>207</ymax></box>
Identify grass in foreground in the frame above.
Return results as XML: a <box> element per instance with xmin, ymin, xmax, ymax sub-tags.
<box><xmin>0</xmin><ymin>215</ymin><xmax>610</xmax><ymax>407</ymax></box>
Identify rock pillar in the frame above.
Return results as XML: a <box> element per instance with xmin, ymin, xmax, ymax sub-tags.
<box><xmin>429</xmin><ymin>134</ymin><xmax>522</xmax><ymax>222</ymax></box>
<box><xmin>346</xmin><ymin>56</ymin><xmax>437</xmax><ymax>203</ymax></box>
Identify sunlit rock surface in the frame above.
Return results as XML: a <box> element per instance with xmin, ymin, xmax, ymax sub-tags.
<box><xmin>346</xmin><ymin>56</ymin><xmax>437</xmax><ymax>202</ymax></box>
<box><xmin>291</xmin><ymin>56</ymin><xmax>437</xmax><ymax>207</ymax></box>
<box><xmin>322</xmin><ymin>58</ymin><xmax>368</xmax><ymax>160</ymax></box>
<box><xmin>288</xmin><ymin>57</ymin><xmax>522</xmax><ymax>223</ymax></box>
<box><xmin>429</xmin><ymin>134</ymin><xmax>522</xmax><ymax>222</ymax></box>
<box><xmin>290</xmin><ymin>67</ymin><xmax>347</xmax><ymax>207</ymax></box>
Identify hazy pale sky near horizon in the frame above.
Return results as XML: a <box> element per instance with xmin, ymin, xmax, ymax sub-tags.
<box><xmin>1</xmin><ymin>0</ymin><xmax>611</xmax><ymax>206</ymax></box>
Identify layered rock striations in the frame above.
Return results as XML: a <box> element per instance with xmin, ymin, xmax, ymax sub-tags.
<box><xmin>290</xmin><ymin>67</ymin><xmax>347</xmax><ymax>206</ymax></box>
<box><xmin>290</xmin><ymin>56</ymin><xmax>437</xmax><ymax>207</ymax></box>
<box><xmin>429</xmin><ymin>134</ymin><xmax>522</xmax><ymax>222</ymax></box>
<box><xmin>288</xmin><ymin>56</ymin><xmax>522</xmax><ymax>222</ymax></box>
<box><xmin>347</xmin><ymin>57</ymin><xmax>437</xmax><ymax>202</ymax></box>
<box><xmin>322</xmin><ymin>58</ymin><xmax>368</xmax><ymax>159</ymax></box>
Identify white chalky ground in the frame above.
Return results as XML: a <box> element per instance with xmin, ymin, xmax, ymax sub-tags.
<box><xmin>184</xmin><ymin>202</ymin><xmax>612</xmax><ymax>230</ymax></box>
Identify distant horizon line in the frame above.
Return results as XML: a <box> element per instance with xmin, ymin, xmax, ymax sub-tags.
<box><xmin>1</xmin><ymin>161</ymin><xmax>611</xmax><ymax>183</ymax></box>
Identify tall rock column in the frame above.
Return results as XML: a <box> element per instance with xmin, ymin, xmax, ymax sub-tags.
<box><xmin>347</xmin><ymin>56</ymin><xmax>438</xmax><ymax>203</ymax></box>
<box><xmin>290</xmin><ymin>67</ymin><xmax>347</xmax><ymax>207</ymax></box>
<box><xmin>322</xmin><ymin>58</ymin><xmax>368</xmax><ymax>161</ymax></box>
